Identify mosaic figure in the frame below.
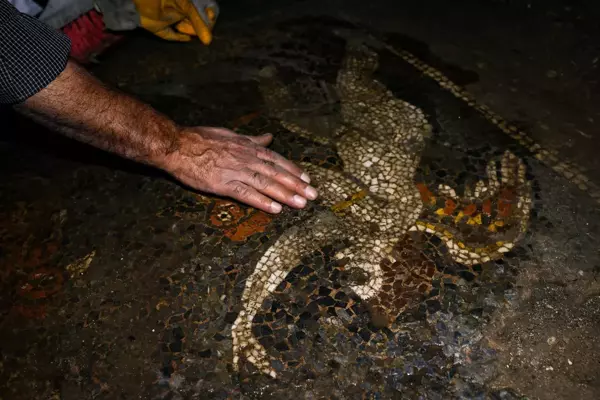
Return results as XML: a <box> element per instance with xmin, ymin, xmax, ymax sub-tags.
<box><xmin>232</xmin><ymin>44</ymin><xmax>532</xmax><ymax>378</ymax></box>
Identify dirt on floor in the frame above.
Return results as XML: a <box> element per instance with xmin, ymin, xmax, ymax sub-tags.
<box><xmin>1</xmin><ymin>1</ymin><xmax>599</xmax><ymax>399</ymax></box>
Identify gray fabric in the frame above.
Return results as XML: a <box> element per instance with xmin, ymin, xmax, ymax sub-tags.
<box><xmin>37</xmin><ymin>0</ymin><xmax>138</xmax><ymax>31</ymax></box>
<box><xmin>94</xmin><ymin>0</ymin><xmax>138</xmax><ymax>31</ymax></box>
<box><xmin>191</xmin><ymin>0</ymin><xmax>219</xmax><ymax>26</ymax></box>
<box><xmin>38</xmin><ymin>0</ymin><xmax>93</xmax><ymax>28</ymax></box>
<box><xmin>7</xmin><ymin>0</ymin><xmax>43</xmax><ymax>16</ymax></box>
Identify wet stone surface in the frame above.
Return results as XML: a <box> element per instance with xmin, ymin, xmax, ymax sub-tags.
<box><xmin>1</xmin><ymin>15</ymin><xmax>599</xmax><ymax>400</ymax></box>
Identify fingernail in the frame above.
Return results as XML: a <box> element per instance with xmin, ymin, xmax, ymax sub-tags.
<box><xmin>293</xmin><ymin>195</ymin><xmax>307</xmax><ymax>207</ymax></box>
<box><xmin>305</xmin><ymin>186</ymin><xmax>318</xmax><ymax>200</ymax></box>
<box><xmin>271</xmin><ymin>201</ymin><xmax>282</xmax><ymax>213</ymax></box>
<box><xmin>300</xmin><ymin>173</ymin><xmax>311</xmax><ymax>183</ymax></box>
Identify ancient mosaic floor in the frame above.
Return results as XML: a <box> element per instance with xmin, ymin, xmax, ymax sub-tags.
<box><xmin>1</xmin><ymin>15</ymin><xmax>599</xmax><ymax>400</ymax></box>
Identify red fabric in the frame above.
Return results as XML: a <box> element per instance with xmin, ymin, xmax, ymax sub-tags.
<box><xmin>61</xmin><ymin>10</ymin><xmax>122</xmax><ymax>63</ymax></box>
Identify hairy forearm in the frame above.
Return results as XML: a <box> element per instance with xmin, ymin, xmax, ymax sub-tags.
<box><xmin>12</xmin><ymin>59</ymin><xmax>316</xmax><ymax>214</ymax></box>
<box><xmin>15</xmin><ymin>60</ymin><xmax>178</xmax><ymax>167</ymax></box>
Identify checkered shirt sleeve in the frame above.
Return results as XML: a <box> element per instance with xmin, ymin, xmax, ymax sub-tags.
<box><xmin>0</xmin><ymin>0</ymin><xmax>71</xmax><ymax>105</ymax></box>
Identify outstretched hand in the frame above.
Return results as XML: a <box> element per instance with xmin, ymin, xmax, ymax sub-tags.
<box><xmin>156</xmin><ymin>127</ymin><xmax>318</xmax><ymax>214</ymax></box>
<box><xmin>18</xmin><ymin>61</ymin><xmax>317</xmax><ymax>213</ymax></box>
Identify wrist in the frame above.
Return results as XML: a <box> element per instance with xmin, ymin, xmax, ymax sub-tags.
<box><xmin>145</xmin><ymin>123</ymin><xmax>184</xmax><ymax>171</ymax></box>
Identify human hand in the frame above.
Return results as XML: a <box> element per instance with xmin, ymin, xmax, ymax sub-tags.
<box><xmin>155</xmin><ymin>127</ymin><xmax>318</xmax><ymax>214</ymax></box>
<box><xmin>20</xmin><ymin>61</ymin><xmax>313</xmax><ymax>213</ymax></box>
<box><xmin>19</xmin><ymin>62</ymin><xmax>314</xmax><ymax>213</ymax></box>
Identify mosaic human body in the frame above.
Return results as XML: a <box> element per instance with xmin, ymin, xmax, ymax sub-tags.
<box><xmin>232</xmin><ymin>44</ymin><xmax>532</xmax><ymax>377</ymax></box>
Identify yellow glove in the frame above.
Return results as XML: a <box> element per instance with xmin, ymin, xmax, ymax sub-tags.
<box><xmin>133</xmin><ymin>0</ymin><xmax>219</xmax><ymax>44</ymax></box>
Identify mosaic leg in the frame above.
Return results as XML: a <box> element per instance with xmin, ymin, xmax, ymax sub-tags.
<box><xmin>413</xmin><ymin>151</ymin><xmax>532</xmax><ymax>265</ymax></box>
<box><xmin>232</xmin><ymin>212</ymin><xmax>343</xmax><ymax>378</ymax></box>
<box><xmin>336</xmin><ymin>42</ymin><xmax>381</xmax><ymax>101</ymax></box>
<box><xmin>334</xmin><ymin>237</ymin><xmax>397</xmax><ymax>299</ymax></box>
<box><xmin>336</xmin><ymin>43</ymin><xmax>432</xmax><ymax>149</ymax></box>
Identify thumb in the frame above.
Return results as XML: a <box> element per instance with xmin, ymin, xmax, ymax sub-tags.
<box><xmin>246</xmin><ymin>133</ymin><xmax>273</xmax><ymax>147</ymax></box>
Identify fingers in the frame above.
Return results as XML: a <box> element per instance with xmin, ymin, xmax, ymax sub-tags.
<box><xmin>210</xmin><ymin>127</ymin><xmax>312</xmax><ymax>185</ymax></box>
<box><xmin>254</xmin><ymin>161</ymin><xmax>318</xmax><ymax>200</ymax></box>
<box><xmin>174</xmin><ymin>126</ymin><xmax>317</xmax><ymax>213</ymax></box>
<box><xmin>230</xmin><ymin>167</ymin><xmax>316</xmax><ymax>211</ymax></box>
<box><xmin>246</xmin><ymin>133</ymin><xmax>273</xmax><ymax>147</ymax></box>
<box><xmin>254</xmin><ymin>146</ymin><xmax>309</xmax><ymax>182</ymax></box>
<box><xmin>224</xmin><ymin>182</ymin><xmax>282</xmax><ymax>214</ymax></box>
<box><xmin>232</xmin><ymin>138</ymin><xmax>317</xmax><ymax>209</ymax></box>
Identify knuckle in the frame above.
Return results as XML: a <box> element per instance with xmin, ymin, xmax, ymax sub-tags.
<box><xmin>251</xmin><ymin>171</ymin><xmax>269</xmax><ymax>189</ymax></box>
<box><xmin>230</xmin><ymin>183</ymin><xmax>250</xmax><ymax>198</ymax></box>
<box><xmin>262</xmin><ymin>160</ymin><xmax>279</xmax><ymax>176</ymax></box>
<box><xmin>256</xmin><ymin>147</ymin><xmax>273</xmax><ymax>160</ymax></box>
